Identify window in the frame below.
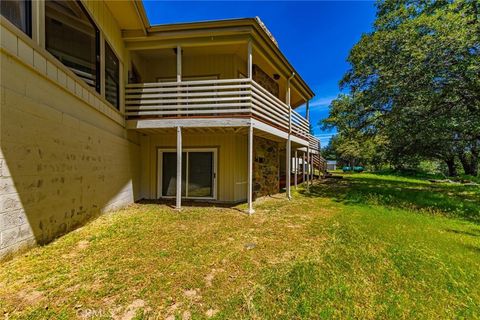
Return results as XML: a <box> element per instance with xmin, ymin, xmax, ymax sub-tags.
<box><xmin>45</xmin><ymin>0</ymin><xmax>100</xmax><ymax>92</ymax></box>
<box><xmin>0</xmin><ymin>0</ymin><xmax>31</xmax><ymax>36</ymax></box>
<box><xmin>105</xmin><ymin>41</ymin><xmax>119</xmax><ymax>109</ymax></box>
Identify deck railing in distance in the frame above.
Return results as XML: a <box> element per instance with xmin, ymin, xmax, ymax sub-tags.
<box><xmin>125</xmin><ymin>78</ymin><xmax>311</xmax><ymax>140</ymax></box>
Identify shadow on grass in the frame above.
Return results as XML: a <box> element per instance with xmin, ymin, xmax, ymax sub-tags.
<box><xmin>300</xmin><ymin>175</ymin><xmax>480</xmax><ymax>224</ymax></box>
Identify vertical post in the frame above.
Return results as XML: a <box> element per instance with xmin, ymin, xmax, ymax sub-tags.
<box><xmin>306</xmin><ymin>147</ymin><xmax>310</xmax><ymax>191</ymax></box>
<box><xmin>311</xmin><ymin>152</ymin><xmax>315</xmax><ymax>181</ymax></box>
<box><xmin>286</xmin><ymin>74</ymin><xmax>293</xmax><ymax>200</ymax></box>
<box><xmin>247</xmin><ymin>124</ymin><xmax>254</xmax><ymax>214</ymax></box>
<box><xmin>302</xmin><ymin>152</ymin><xmax>306</xmax><ymax>183</ymax></box>
<box><xmin>247</xmin><ymin>40</ymin><xmax>253</xmax><ymax>79</ymax></box>
<box><xmin>294</xmin><ymin>150</ymin><xmax>298</xmax><ymax>189</ymax></box>
<box><xmin>306</xmin><ymin>100</ymin><xmax>310</xmax><ymax>121</ymax></box>
<box><xmin>176</xmin><ymin>45</ymin><xmax>182</xmax><ymax>82</ymax></box>
<box><xmin>176</xmin><ymin>126</ymin><xmax>182</xmax><ymax>210</ymax></box>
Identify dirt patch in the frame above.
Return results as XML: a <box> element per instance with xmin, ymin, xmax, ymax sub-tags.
<box><xmin>16</xmin><ymin>289</ymin><xmax>44</xmax><ymax>305</ymax></box>
<box><xmin>117</xmin><ymin>299</ymin><xmax>146</xmax><ymax>320</ymax></box>
<box><xmin>205</xmin><ymin>308</ymin><xmax>219</xmax><ymax>318</ymax></box>
<box><xmin>205</xmin><ymin>268</ymin><xmax>224</xmax><ymax>287</ymax></box>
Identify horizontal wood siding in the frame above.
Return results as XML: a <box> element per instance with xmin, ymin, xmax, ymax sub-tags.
<box><xmin>144</xmin><ymin>54</ymin><xmax>236</xmax><ymax>82</ymax></box>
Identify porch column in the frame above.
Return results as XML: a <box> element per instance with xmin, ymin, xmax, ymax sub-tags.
<box><xmin>247</xmin><ymin>40</ymin><xmax>253</xmax><ymax>79</ymax></box>
<box><xmin>302</xmin><ymin>152</ymin><xmax>306</xmax><ymax>183</ymax></box>
<box><xmin>247</xmin><ymin>124</ymin><xmax>255</xmax><ymax>214</ymax></box>
<box><xmin>306</xmin><ymin>147</ymin><xmax>310</xmax><ymax>191</ymax></box>
<box><xmin>176</xmin><ymin>45</ymin><xmax>182</xmax><ymax>82</ymax></box>
<box><xmin>286</xmin><ymin>73</ymin><xmax>294</xmax><ymax>200</ymax></box>
<box><xmin>311</xmin><ymin>152</ymin><xmax>315</xmax><ymax>181</ymax></box>
<box><xmin>294</xmin><ymin>150</ymin><xmax>298</xmax><ymax>189</ymax></box>
<box><xmin>176</xmin><ymin>126</ymin><xmax>182</xmax><ymax>210</ymax></box>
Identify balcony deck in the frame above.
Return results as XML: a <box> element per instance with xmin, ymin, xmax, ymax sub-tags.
<box><xmin>125</xmin><ymin>78</ymin><xmax>319</xmax><ymax>148</ymax></box>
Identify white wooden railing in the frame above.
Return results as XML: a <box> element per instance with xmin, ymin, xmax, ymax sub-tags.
<box><xmin>125</xmin><ymin>78</ymin><xmax>314</xmax><ymax>140</ymax></box>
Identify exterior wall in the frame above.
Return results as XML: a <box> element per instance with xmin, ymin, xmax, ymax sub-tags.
<box><xmin>139</xmin><ymin>132</ymin><xmax>247</xmax><ymax>203</ymax></box>
<box><xmin>253</xmin><ymin>137</ymin><xmax>280</xmax><ymax>199</ymax></box>
<box><xmin>0</xmin><ymin>4</ymin><xmax>140</xmax><ymax>258</ymax></box>
<box><xmin>143</xmin><ymin>54</ymin><xmax>240</xmax><ymax>82</ymax></box>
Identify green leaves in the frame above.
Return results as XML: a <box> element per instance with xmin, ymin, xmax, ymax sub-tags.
<box><xmin>324</xmin><ymin>0</ymin><xmax>480</xmax><ymax>174</ymax></box>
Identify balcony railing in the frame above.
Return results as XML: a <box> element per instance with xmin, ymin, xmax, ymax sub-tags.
<box><xmin>125</xmin><ymin>78</ymin><xmax>314</xmax><ymax>142</ymax></box>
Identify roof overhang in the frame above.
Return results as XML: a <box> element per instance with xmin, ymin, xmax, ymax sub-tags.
<box><xmin>105</xmin><ymin>0</ymin><xmax>149</xmax><ymax>31</ymax></box>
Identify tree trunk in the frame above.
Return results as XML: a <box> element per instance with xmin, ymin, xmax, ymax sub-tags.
<box><xmin>445</xmin><ymin>157</ymin><xmax>457</xmax><ymax>177</ymax></box>
<box><xmin>459</xmin><ymin>145</ymin><xmax>479</xmax><ymax>176</ymax></box>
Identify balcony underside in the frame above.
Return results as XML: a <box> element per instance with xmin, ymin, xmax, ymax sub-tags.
<box><xmin>127</xmin><ymin>116</ymin><xmax>312</xmax><ymax>147</ymax></box>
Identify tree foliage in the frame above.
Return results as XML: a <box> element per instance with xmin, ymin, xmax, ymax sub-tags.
<box><xmin>323</xmin><ymin>0</ymin><xmax>480</xmax><ymax>176</ymax></box>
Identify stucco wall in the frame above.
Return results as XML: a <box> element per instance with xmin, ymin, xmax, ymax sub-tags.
<box><xmin>0</xmin><ymin>22</ymin><xmax>140</xmax><ymax>258</ymax></box>
<box><xmin>253</xmin><ymin>137</ymin><xmax>280</xmax><ymax>199</ymax></box>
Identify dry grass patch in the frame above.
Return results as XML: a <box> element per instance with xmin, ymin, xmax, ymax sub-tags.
<box><xmin>1</xmin><ymin>174</ymin><xmax>479</xmax><ymax>319</ymax></box>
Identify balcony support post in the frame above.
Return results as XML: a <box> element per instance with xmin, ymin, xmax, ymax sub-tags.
<box><xmin>176</xmin><ymin>45</ymin><xmax>182</xmax><ymax>82</ymax></box>
<box><xmin>294</xmin><ymin>150</ymin><xmax>298</xmax><ymax>189</ymax></box>
<box><xmin>247</xmin><ymin>40</ymin><xmax>253</xmax><ymax>79</ymax></box>
<box><xmin>311</xmin><ymin>152</ymin><xmax>315</xmax><ymax>181</ymax></box>
<box><xmin>306</xmin><ymin>147</ymin><xmax>310</xmax><ymax>192</ymax></box>
<box><xmin>176</xmin><ymin>126</ymin><xmax>182</xmax><ymax>210</ymax></box>
<box><xmin>286</xmin><ymin>73</ymin><xmax>294</xmax><ymax>200</ymax></box>
<box><xmin>302</xmin><ymin>152</ymin><xmax>306</xmax><ymax>184</ymax></box>
<box><xmin>247</xmin><ymin>124</ymin><xmax>255</xmax><ymax>214</ymax></box>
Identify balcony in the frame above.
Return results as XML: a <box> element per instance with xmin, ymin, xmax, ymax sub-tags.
<box><xmin>125</xmin><ymin>78</ymin><xmax>317</xmax><ymax>146</ymax></box>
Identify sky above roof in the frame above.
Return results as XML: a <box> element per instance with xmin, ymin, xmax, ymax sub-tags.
<box><xmin>143</xmin><ymin>1</ymin><xmax>377</xmax><ymax>147</ymax></box>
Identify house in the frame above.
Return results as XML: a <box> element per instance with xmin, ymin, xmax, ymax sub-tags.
<box><xmin>0</xmin><ymin>0</ymin><xmax>323</xmax><ymax>258</ymax></box>
<box><xmin>327</xmin><ymin>160</ymin><xmax>337</xmax><ymax>171</ymax></box>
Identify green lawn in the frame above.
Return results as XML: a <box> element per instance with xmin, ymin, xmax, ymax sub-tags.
<box><xmin>1</xmin><ymin>173</ymin><xmax>479</xmax><ymax>319</ymax></box>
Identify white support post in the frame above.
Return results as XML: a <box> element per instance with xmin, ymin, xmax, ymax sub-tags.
<box><xmin>176</xmin><ymin>45</ymin><xmax>182</xmax><ymax>82</ymax></box>
<box><xmin>311</xmin><ymin>152</ymin><xmax>315</xmax><ymax>181</ymax></box>
<box><xmin>247</xmin><ymin>124</ymin><xmax>254</xmax><ymax>214</ymax></box>
<box><xmin>247</xmin><ymin>40</ymin><xmax>253</xmax><ymax>79</ymax></box>
<box><xmin>286</xmin><ymin>74</ymin><xmax>293</xmax><ymax>200</ymax></box>
<box><xmin>176</xmin><ymin>126</ymin><xmax>182</xmax><ymax>210</ymax></box>
<box><xmin>302</xmin><ymin>152</ymin><xmax>306</xmax><ymax>184</ymax></box>
<box><xmin>294</xmin><ymin>150</ymin><xmax>298</xmax><ymax>189</ymax></box>
<box><xmin>306</xmin><ymin>147</ymin><xmax>310</xmax><ymax>191</ymax></box>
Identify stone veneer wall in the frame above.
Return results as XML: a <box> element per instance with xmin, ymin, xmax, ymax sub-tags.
<box><xmin>253</xmin><ymin>137</ymin><xmax>279</xmax><ymax>199</ymax></box>
<box><xmin>253</xmin><ymin>65</ymin><xmax>279</xmax><ymax>98</ymax></box>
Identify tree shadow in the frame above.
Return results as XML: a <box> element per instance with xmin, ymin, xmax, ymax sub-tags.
<box><xmin>299</xmin><ymin>175</ymin><xmax>480</xmax><ymax>224</ymax></box>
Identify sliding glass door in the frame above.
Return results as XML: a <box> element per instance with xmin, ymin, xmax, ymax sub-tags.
<box><xmin>158</xmin><ymin>149</ymin><xmax>217</xmax><ymax>199</ymax></box>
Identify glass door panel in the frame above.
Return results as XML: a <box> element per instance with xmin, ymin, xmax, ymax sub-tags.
<box><xmin>162</xmin><ymin>152</ymin><xmax>186</xmax><ymax>197</ymax></box>
<box><xmin>188</xmin><ymin>152</ymin><xmax>213</xmax><ymax>197</ymax></box>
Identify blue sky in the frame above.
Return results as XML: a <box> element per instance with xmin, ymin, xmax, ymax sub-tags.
<box><xmin>143</xmin><ymin>1</ymin><xmax>377</xmax><ymax>147</ymax></box>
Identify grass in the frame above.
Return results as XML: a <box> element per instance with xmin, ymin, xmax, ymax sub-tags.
<box><xmin>0</xmin><ymin>173</ymin><xmax>479</xmax><ymax>319</ymax></box>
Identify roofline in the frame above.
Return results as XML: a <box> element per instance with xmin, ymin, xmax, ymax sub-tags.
<box><xmin>133</xmin><ymin>0</ymin><xmax>150</xmax><ymax>30</ymax></box>
<box><xmin>136</xmin><ymin>17</ymin><xmax>315</xmax><ymax>100</ymax></box>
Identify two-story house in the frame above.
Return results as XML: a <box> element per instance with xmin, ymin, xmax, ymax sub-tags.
<box><xmin>0</xmin><ymin>0</ymin><xmax>323</xmax><ymax>258</ymax></box>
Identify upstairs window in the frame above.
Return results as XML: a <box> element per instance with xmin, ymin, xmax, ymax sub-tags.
<box><xmin>105</xmin><ymin>41</ymin><xmax>119</xmax><ymax>109</ymax></box>
<box><xmin>45</xmin><ymin>0</ymin><xmax>100</xmax><ymax>92</ymax></box>
<box><xmin>0</xmin><ymin>0</ymin><xmax>32</xmax><ymax>36</ymax></box>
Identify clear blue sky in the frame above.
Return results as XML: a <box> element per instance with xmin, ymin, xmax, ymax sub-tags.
<box><xmin>143</xmin><ymin>1</ymin><xmax>377</xmax><ymax>147</ymax></box>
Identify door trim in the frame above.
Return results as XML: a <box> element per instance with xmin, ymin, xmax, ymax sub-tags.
<box><xmin>157</xmin><ymin>148</ymin><xmax>218</xmax><ymax>200</ymax></box>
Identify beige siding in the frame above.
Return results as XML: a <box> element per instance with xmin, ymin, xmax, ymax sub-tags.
<box><xmin>140</xmin><ymin>132</ymin><xmax>247</xmax><ymax>203</ymax></box>
<box><xmin>144</xmin><ymin>54</ymin><xmax>238</xmax><ymax>82</ymax></box>
<box><xmin>0</xmin><ymin>16</ymin><xmax>139</xmax><ymax>257</ymax></box>
<box><xmin>83</xmin><ymin>0</ymin><xmax>125</xmax><ymax>62</ymax></box>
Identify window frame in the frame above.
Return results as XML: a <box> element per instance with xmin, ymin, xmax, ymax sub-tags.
<box><xmin>0</xmin><ymin>0</ymin><xmax>32</xmax><ymax>37</ymax></box>
<box><xmin>44</xmin><ymin>0</ymin><xmax>101</xmax><ymax>93</ymax></box>
<box><xmin>104</xmin><ymin>40</ymin><xmax>120</xmax><ymax>110</ymax></box>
